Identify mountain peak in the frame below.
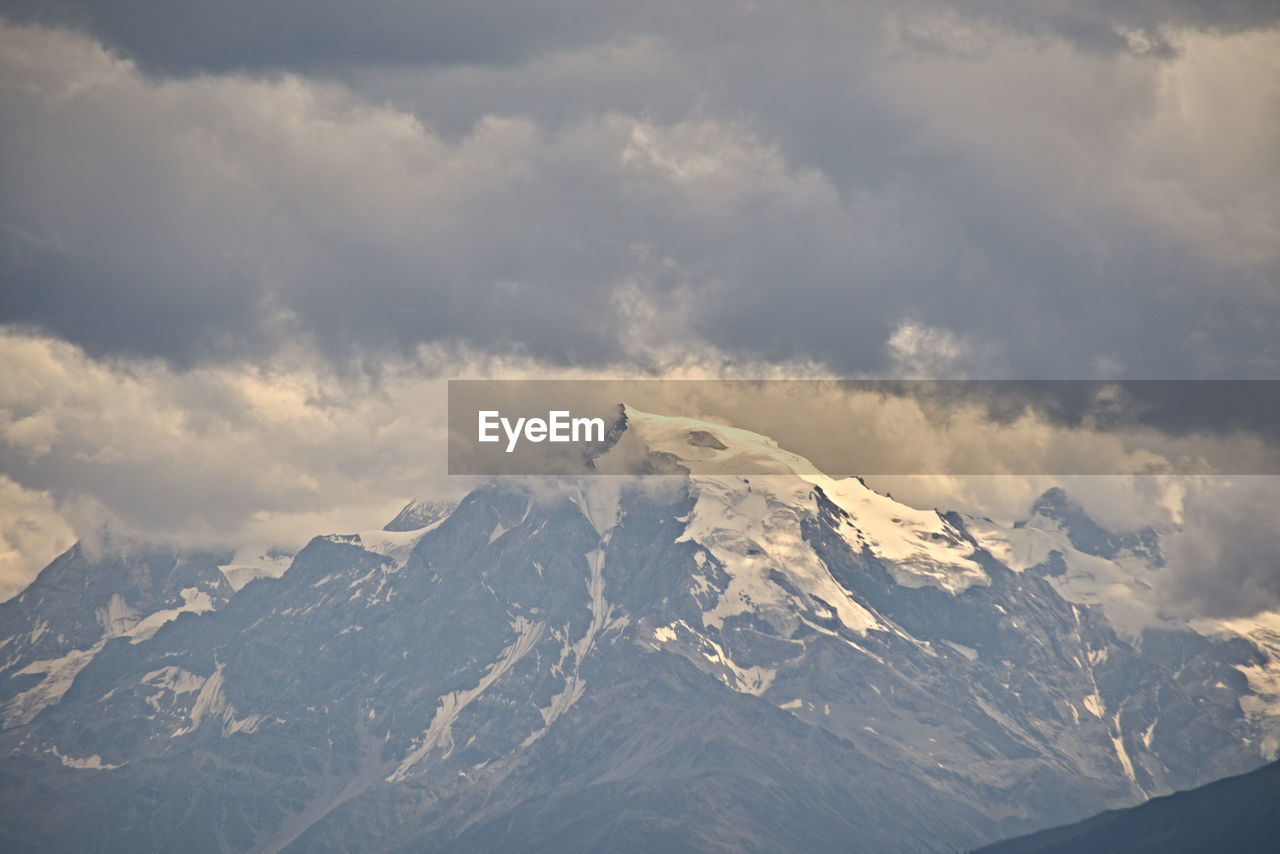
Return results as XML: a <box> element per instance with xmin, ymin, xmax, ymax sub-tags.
<box><xmin>610</xmin><ymin>405</ymin><xmax>821</xmax><ymax>477</ymax></box>
<box><xmin>1023</xmin><ymin>487</ymin><xmax>1162</xmax><ymax>565</ymax></box>
<box><xmin>613</xmin><ymin>405</ymin><xmax>988</xmax><ymax>596</ymax></box>
<box><xmin>383</xmin><ymin>498</ymin><xmax>458</xmax><ymax>532</ymax></box>
<box><xmin>1030</xmin><ymin>486</ymin><xmax>1073</xmax><ymax>518</ymax></box>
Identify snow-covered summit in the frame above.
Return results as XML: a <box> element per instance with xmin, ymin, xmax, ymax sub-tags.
<box><xmin>610</xmin><ymin>405</ymin><xmax>988</xmax><ymax>597</ymax></box>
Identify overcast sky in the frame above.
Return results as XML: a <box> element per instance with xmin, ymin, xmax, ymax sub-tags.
<box><xmin>0</xmin><ymin>1</ymin><xmax>1277</xmax><ymax>612</ymax></box>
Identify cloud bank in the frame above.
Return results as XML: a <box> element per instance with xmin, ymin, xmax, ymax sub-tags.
<box><xmin>2</xmin><ymin>329</ymin><xmax>1277</xmax><ymax>619</ymax></box>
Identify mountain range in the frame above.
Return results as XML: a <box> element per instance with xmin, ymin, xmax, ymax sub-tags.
<box><xmin>1</xmin><ymin>406</ymin><xmax>1276</xmax><ymax>852</ymax></box>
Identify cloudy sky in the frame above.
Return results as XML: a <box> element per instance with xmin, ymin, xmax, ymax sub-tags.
<box><xmin>0</xmin><ymin>2</ymin><xmax>1277</xmax><ymax>610</ymax></box>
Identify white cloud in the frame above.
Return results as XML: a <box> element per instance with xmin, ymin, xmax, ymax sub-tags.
<box><xmin>884</xmin><ymin>320</ymin><xmax>994</xmax><ymax>378</ymax></box>
<box><xmin>0</xmin><ymin>331</ymin><xmax>459</xmax><ymax>582</ymax></box>
<box><xmin>0</xmin><ymin>475</ymin><xmax>75</xmax><ymax>600</ymax></box>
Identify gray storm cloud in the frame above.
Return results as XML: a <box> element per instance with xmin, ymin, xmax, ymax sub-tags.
<box><xmin>0</xmin><ymin>12</ymin><xmax>1278</xmax><ymax>376</ymax></box>
<box><xmin>3</xmin><ymin>1</ymin><xmax>1278</xmax><ymax>74</ymax></box>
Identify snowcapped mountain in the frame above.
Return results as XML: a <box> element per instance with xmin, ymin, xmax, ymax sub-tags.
<box><xmin>1</xmin><ymin>406</ymin><xmax>1277</xmax><ymax>852</ymax></box>
<box><xmin>0</xmin><ymin>542</ymin><xmax>233</xmax><ymax>732</ymax></box>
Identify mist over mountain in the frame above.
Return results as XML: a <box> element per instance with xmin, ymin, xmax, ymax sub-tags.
<box><xmin>1</xmin><ymin>409</ymin><xmax>1276</xmax><ymax>852</ymax></box>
